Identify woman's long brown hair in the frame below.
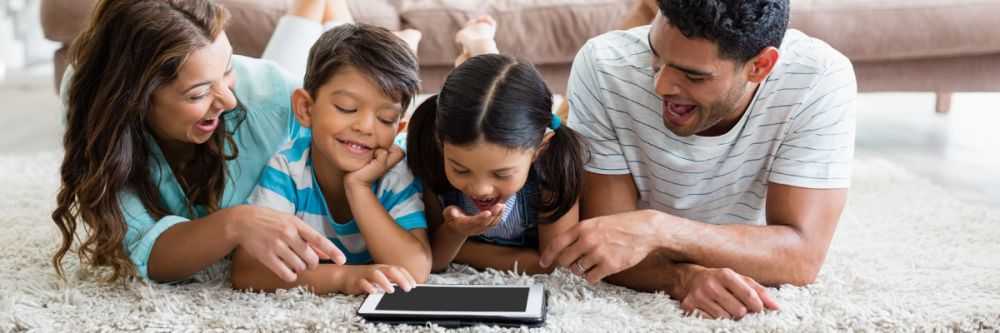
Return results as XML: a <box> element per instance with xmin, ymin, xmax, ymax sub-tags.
<box><xmin>52</xmin><ymin>0</ymin><xmax>242</xmax><ymax>283</ymax></box>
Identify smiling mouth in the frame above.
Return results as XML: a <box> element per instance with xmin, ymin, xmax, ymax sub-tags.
<box><xmin>467</xmin><ymin>194</ymin><xmax>500</xmax><ymax>210</ymax></box>
<box><xmin>338</xmin><ymin>139</ymin><xmax>372</xmax><ymax>154</ymax></box>
<box><xmin>663</xmin><ymin>98</ymin><xmax>698</xmax><ymax>125</ymax></box>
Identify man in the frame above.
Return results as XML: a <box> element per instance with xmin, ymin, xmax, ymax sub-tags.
<box><xmin>539</xmin><ymin>0</ymin><xmax>856</xmax><ymax>320</ymax></box>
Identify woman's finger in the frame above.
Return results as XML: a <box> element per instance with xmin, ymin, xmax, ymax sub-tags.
<box><xmin>286</xmin><ymin>235</ymin><xmax>319</xmax><ymax>270</ymax></box>
<box><xmin>293</xmin><ymin>219</ymin><xmax>345</xmax><ymax>264</ymax></box>
<box><xmin>274</xmin><ymin>243</ymin><xmax>308</xmax><ymax>274</ymax></box>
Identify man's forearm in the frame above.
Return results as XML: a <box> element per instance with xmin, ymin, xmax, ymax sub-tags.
<box><xmin>649</xmin><ymin>211</ymin><xmax>824</xmax><ymax>286</ymax></box>
<box><xmin>603</xmin><ymin>251</ymin><xmax>699</xmax><ymax>298</ymax></box>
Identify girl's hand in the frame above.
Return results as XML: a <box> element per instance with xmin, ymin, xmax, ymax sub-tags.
<box><xmin>442</xmin><ymin>204</ymin><xmax>505</xmax><ymax>237</ymax></box>
<box><xmin>229</xmin><ymin>205</ymin><xmax>347</xmax><ymax>282</ymax></box>
<box><xmin>344</xmin><ymin>145</ymin><xmax>406</xmax><ymax>189</ymax></box>
<box><xmin>340</xmin><ymin>264</ymin><xmax>418</xmax><ymax>295</ymax></box>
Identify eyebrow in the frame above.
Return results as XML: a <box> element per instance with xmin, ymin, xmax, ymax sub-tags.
<box><xmin>182</xmin><ymin>52</ymin><xmax>234</xmax><ymax>94</ymax></box>
<box><xmin>447</xmin><ymin>158</ymin><xmax>516</xmax><ymax>173</ymax></box>
<box><xmin>647</xmin><ymin>32</ymin><xmax>715</xmax><ymax>77</ymax></box>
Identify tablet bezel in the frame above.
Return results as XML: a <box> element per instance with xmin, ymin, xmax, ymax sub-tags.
<box><xmin>357</xmin><ymin>284</ymin><xmax>545</xmax><ymax>318</ymax></box>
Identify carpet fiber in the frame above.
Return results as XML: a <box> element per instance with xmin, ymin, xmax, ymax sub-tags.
<box><xmin>1</xmin><ymin>151</ymin><xmax>999</xmax><ymax>332</ymax></box>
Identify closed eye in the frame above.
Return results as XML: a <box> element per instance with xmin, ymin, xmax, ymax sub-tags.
<box><xmin>685</xmin><ymin>76</ymin><xmax>706</xmax><ymax>83</ymax></box>
<box><xmin>335</xmin><ymin>105</ymin><xmax>356</xmax><ymax>113</ymax></box>
<box><xmin>452</xmin><ymin>168</ymin><xmax>470</xmax><ymax>175</ymax></box>
<box><xmin>495</xmin><ymin>174</ymin><xmax>512</xmax><ymax>180</ymax></box>
<box><xmin>378</xmin><ymin>117</ymin><xmax>394</xmax><ymax>126</ymax></box>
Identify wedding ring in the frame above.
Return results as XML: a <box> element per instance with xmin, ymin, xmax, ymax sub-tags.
<box><xmin>575</xmin><ymin>258</ymin><xmax>586</xmax><ymax>273</ymax></box>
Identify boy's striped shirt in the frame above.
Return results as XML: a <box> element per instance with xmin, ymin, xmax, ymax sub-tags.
<box><xmin>246</xmin><ymin>137</ymin><xmax>427</xmax><ymax>264</ymax></box>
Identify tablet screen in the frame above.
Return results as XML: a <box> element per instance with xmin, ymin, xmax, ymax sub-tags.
<box><xmin>375</xmin><ymin>286</ymin><xmax>529</xmax><ymax>312</ymax></box>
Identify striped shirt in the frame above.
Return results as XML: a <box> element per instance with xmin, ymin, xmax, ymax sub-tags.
<box><xmin>567</xmin><ymin>27</ymin><xmax>857</xmax><ymax>225</ymax></box>
<box><xmin>246</xmin><ymin>137</ymin><xmax>427</xmax><ymax>264</ymax></box>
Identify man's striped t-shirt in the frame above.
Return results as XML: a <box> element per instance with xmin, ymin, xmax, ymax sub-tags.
<box><xmin>567</xmin><ymin>27</ymin><xmax>857</xmax><ymax>225</ymax></box>
<box><xmin>246</xmin><ymin>137</ymin><xmax>427</xmax><ymax>264</ymax></box>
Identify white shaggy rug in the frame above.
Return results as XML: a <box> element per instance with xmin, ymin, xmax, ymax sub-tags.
<box><xmin>1</xmin><ymin>151</ymin><xmax>999</xmax><ymax>332</ymax></box>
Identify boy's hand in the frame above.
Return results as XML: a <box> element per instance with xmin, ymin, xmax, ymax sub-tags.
<box><xmin>345</xmin><ymin>145</ymin><xmax>405</xmax><ymax>189</ymax></box>
<box><xmin>442</xmin><ymin>204</ymin><xmax>505</xmax><ymax>237</ymax></box>
<box><xmin>339</xmin><ymin>264</ymin><xmax>418</xmax><ymax>295</ymax></box>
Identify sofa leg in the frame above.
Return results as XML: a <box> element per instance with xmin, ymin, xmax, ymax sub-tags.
<box><xmin>936</xmin><ymin>92</ymin><xmax>952</xmax><ymax>113</ymax></box>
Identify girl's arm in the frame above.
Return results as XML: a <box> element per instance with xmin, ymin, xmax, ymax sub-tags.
<box><xmin>424</xmin><ymin>190</ymin><xmax>466</xmax><ymax>273</ymax></box>
<box><xmin>231</xmin><ymin>246</ymin><xmax>416</xmax><ymax>295</ymax></box>
<box><xmin>452</xmin><ymin>191</ymin><xmax>580</xmax><ymax>275</ymax></box>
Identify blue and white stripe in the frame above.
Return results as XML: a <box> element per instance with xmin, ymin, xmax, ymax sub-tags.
<box><xmin>567</xmin><ymin>27</ymin><xmax>856</xmax><ymax>225</ymax></box>
<box><xmin>246</xmin><ymin>136</ymin><xmax>427</xmax><ymax>264</ymax></box>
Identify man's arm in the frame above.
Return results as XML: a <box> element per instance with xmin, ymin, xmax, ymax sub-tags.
<box><xmin>553</xmin><ymin>171</ymin><xmax>846</xmax><ymax>287</ymax></box>
<box><xmin>652</xmin><ymin>183</ymin><xmax>846</xmax><ymax>286</ymax></box>
<box><xmin>546</xmin><ymin>172</ymin><xmax>780</xmax><ymax>319</ymax></box>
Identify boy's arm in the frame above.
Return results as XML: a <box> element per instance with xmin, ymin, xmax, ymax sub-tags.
<box><xmin>346</xmin><ymin>183</ymin><xmax>432</xmax><ymax>283</ymax></box>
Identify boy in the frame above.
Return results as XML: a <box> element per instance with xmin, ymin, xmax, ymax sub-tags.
<box><xmin>231</xmin><ymin>23</ymin><xmax>430</xmax><ymax>295</ymax></box>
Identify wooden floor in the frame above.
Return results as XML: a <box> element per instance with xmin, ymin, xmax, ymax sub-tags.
<box><xmin>2</xmin><ymin>67</ymin><xmax>998</xmax><ymax>210</ymax></box>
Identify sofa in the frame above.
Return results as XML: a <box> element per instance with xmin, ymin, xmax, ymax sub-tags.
<box><xmin>41</xmin><ymin>0</ymin><xmax>1000</xmax><ymax>112</ymax></box>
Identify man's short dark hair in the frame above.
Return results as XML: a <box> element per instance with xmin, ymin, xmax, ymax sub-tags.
<box><xmin>303</xmin><ymin>23</ymin><xmax>420</xmax><ymax>111</ymax></box>
<box><xmin>655</xmin><ymin>0</ymin><xmax>789</xmax><ymax>65</ymax></box>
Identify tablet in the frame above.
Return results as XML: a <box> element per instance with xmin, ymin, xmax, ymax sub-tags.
<box><xmin>357</xmin><ymin>284</ymin><xmax>546</xmax><ymax>328</ymax></box>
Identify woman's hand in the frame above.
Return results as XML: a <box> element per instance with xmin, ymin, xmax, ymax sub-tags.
<box><xmin>441</xmin><ymin>204</ymin><xmax>505</xmax><ymax>237</ymax></box>
<box><xmin>228</xmin><ymin>205</ymin><xmax>346</xmax><ymax>282</ymax></box>
<box><xmin>338</xmin><ymin>264</ymin><xmax>418</xmax><ymax>295</ymax></box>
<box><xmin>344</xmin><ymin>145</ymin><xmax>405</xmax><ymax>189</ymax></box>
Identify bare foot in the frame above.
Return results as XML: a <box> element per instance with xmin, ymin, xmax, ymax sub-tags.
<box><xmin>289</xmin><ymin>0</ymin><xmax>326</xmax><ymax>23</ymax></box>
<box><xmin>324</xmin><ymin>0</ymin><xmax>354</xmax><ymax>23</ymax></box>
<box><xmin>454</xmin><ymin>16</ymin><xmax>499</xmax><ymax>66</ymax></box>
<box><xmin>393</xmin><ymin>29</ymin><xmax>423</xmax><ymax>55</ymax></box>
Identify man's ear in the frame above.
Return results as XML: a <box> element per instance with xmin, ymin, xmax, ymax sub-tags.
<box><xmin>745</xmin><ymin>46</ymin><xmax>780</xmax><ymax>84</ymax></box>
<box><xmin>292</xmin><ymin>88</ymin><xmax>315</xmax><ymax>129</ymax></box>
<box><xmin>532</xmin><ymin>131</ymin><xmax>557</xmax><ymax>162</ymax></box>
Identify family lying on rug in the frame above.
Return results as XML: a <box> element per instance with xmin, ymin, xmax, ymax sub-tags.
<box><xmin>49</xmin><ymin>0</ymin><xmax>855</xmax><ymax>321</ymax></box>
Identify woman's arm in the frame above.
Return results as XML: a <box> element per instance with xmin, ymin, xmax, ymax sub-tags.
<box><xmin>147</xmin><ymin>204</ymin><xmax>344</xmax><ymax>283</ymax></box>
<box><xmin>231</xmin><ymin>246</ymin><xmax>416</xmax><ymax>295</ymax></box>
<box><xmin>452</xmin><ymin>191</ymin><xmax>580</xmax><ymax>275</ymax></box>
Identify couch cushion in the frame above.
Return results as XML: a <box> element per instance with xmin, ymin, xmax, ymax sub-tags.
<box><xmin>790</xmin><ymin>0</ymin><xmax>1000</xmax><ymax>61</ymax></box>
<box><xmin>41</xmin><ymin>0</ymin><xmax>399</xmax><ymax>58</ymax></box>
<box><xmin>401</xmin><ymin>0</ymin><xmax>637</xmax><ymax>67</ymax></box>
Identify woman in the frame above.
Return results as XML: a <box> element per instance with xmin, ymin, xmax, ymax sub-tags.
<box><xmin>51</xmin><ymin>0</ymin><xmax>413</xmax><ymax>284</ymax></box>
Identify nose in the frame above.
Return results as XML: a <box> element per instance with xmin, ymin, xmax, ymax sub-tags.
<box><xmin>212</xmin><ymin>82</ymin><xmax>238</xmax><ymax>111</ymax></box>
<box><xmin>351</xmin><ymin>112</ymin><xmax>375</xmax><ymax>135</ymax></box>
<box><xmin>653</xmin><ymin>70</ymin><xmax>682</xmax><ymax>97</ymax></box>
<box><xmin>464</xmin><ymin>179</ymin><xmax>493</xmax><ymax>198</ymax></box>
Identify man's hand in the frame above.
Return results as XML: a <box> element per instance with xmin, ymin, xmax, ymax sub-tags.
<box><xmin>344</xmin><ymin>145</ymin><xmax>405</xmax><ymax>189</ymax></box>
<box><xmin>539</xmin><ymin>210</ymin><xmax>662</xmax><ymax>283</ymax></box>
<box><xmin>680</xmin><ymin>267</ymin><xmax>780</xmax><ymax>319</ymax></box>
<box><xmin>442</xmin><ymin>204</ymin><xmax>505</xmax><ymax>237</ymax></box>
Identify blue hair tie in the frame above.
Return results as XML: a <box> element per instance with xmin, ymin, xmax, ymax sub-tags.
<box><xmin>549</xmin><ymin>115</ymin><xmax>562</xmax><ymax>130</ymax></box>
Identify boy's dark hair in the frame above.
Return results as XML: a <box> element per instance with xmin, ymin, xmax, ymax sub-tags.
<box><xmin>655</xmin><ymin>0</ymin><xmax>789</xmax><ymax>65</ymax></box>
<box><xmin>407</xmin><ymin>54</ymin><xmax>592</xmax><ymax>225</ymax></box>
<box><xmin>303</xmin><ymin>23</ymin><xmax>420</xmax><ymax>111</ymax></box>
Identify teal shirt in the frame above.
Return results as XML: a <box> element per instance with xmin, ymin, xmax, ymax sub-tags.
<box><xmin>60</xmin><ymin>56</ymin><xmax>306</xmax><ymax>282</ymax></box>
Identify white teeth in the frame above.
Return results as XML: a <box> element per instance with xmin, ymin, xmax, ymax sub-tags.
<box><xmin>345</xmin><ymin>142</ymin><xmax>366</xmax><ymax>150</ymax></box>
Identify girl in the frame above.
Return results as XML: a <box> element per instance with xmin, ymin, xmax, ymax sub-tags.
<box><xmin>406</xmin><ymin>17</ymin><xmax>592</xmax><ymax>275</ymax></box>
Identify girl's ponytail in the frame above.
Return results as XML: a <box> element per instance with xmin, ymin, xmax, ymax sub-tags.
<box><xmin>406</xmin><ymin>94</ymin><xmax>452</xmax><ymax>194</ymax></box>
<box><xmin>534</xmin><ymin>120</ymin><xmax>592</xmax><ymax>225</ymax></box>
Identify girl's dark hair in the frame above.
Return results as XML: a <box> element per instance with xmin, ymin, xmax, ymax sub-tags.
<box><xmin>52</xmin><ymin>0</ymin><xmax>242</xmax><ymax>282</ymax></box>
<box><xmin>407</xmin><ymin>54</ymin><xmax>591</xmax><ymax>224</ymax></box>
